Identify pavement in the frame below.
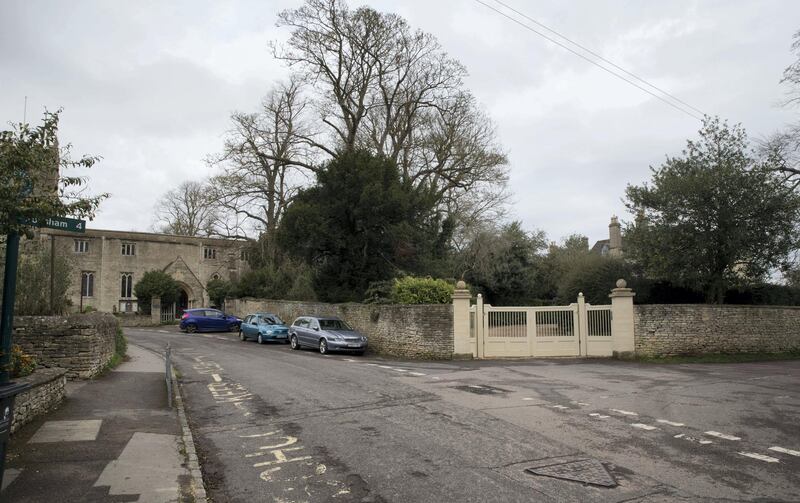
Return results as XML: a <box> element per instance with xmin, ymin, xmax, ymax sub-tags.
<box><xmin>2</xmin><ymin>344</ymin><xmax>195</xmax><ymax>503</ymax></box>
<box><xmin>127</xmin><ymin>326</ymin><xmax>800</xmax><ymax>503</ymax></box>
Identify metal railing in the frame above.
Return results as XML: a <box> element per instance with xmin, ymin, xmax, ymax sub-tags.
<box><xmin>165</xmin><ymin>343</ymin><xmax>173</xmax><ymax>408</ymax></box>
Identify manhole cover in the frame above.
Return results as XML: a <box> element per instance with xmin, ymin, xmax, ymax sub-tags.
<box><xmin>526</xmin><ymin>459</ymin><xmax>617</xmax><ymax>488</ymax></box>
<box><xmin>453</xmin><ymin>384</ymin><xmax>508</xmax><ymax>395</ymax></box>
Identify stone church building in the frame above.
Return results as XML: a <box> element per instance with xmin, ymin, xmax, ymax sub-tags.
<box><xmin>37</xmin><ymin>228</ymin><xmax>249</xmax><ymax>315</ymax></box>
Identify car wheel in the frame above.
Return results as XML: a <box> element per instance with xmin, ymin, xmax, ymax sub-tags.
<box><xmin>186</xmin><ymin>324</ymin><xmax>197</xmax><ymax>334</ymax></box>
<box><xmin>319</xmin><ymin>339</ymin><xmax>328</xmax><ymax>355</ymax></box>
<box><xmin>290</xmin><ymin>335</ymin><xmax>300</xmax><ymax>350</ymax></box>
<box><xmin>229</xmin><ymin>323</ymin><xmax>238</xmax><ymax>332</ymax></box>
<box><xmin>257</xmin><ymin>334</ymin><xmax>264</xmax><ymax>344</ymax></box>
<box><xmin>239</xmin><ymin>330</ymin><xmax>245</xmax><ymax>341</ymax></box>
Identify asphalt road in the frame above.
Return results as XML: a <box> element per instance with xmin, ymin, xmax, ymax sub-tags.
<box><xmin>127</xmin><ymin>327</ymin><xmax>800</xmax><ymax>503</ymax></box>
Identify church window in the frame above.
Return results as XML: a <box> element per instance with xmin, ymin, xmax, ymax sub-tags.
<box><xmin>121</xmin><ymin>243</ymin><xmax>136</xmax><ymax>256</ymax></box>
<box><xmin>204</xmin><ymin>247</ymin><xmax>217</xmax><ymax>260</ymax></box>
<box><xmin>74</xmin><ymin>240</ymin><xmax>89</xmax><ymax>253</ymax></box>
<box><xmin>81</xmin><ymin>271</ymin><xmax>94</xmax><ymax>297</ymax></box>
<box><xmin>120</xmin><ymin>273</ymin><xmax>133</xmax><ymax>298</ymax></box>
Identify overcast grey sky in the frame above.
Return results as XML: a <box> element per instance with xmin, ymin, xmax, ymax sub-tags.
<box><xmin>2</xmin><ymin>0</ymin><xmax>798</xmax><ymax>246</ymax></box>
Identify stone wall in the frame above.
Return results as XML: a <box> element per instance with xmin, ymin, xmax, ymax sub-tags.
<box><xmin>116</xmin><ymin>314</ymin><xmax>159</xmax><ymax>327</ymax></box>
<box><xmin>634</xmin><ymin>304</ymin><xmax>800</xmax><ymax>356</ymax></box>
<box><xmin>227</xmin><ymin>298</ymin><xmax>454</xmax><ymax>359</ymax></box>
<box><xmin>11</xmin><ymin>367</ymin><xmax>67</xmax><ymax>433</ymax></box>
<box><xmin>12</xmin><ymin>313</ymin><xmax>119</xmax><ymax>379</ymax></box>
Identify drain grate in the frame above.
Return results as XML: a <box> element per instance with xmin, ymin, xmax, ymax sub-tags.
<box><xmin>526</xmin><ymin>458</ymin><xmax>617</xmax><ymax>488</ymax></box>
<box><xmin>453</xmin><ymin>384</ymin><xmax>509</xmax><ymax>395</ymax></box>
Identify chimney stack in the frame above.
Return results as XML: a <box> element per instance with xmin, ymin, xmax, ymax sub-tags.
<box><xmin>608</xmin><ymin>216</ymin><xmax>622</xmax><ymax>257</ymax></box>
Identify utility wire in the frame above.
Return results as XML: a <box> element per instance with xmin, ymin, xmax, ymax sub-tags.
<box><xmin>474</xmin><ymin>0</ymin><xmax>704</xmax><ymax>121</ymax></box>
<box><xmin>492</xmin><ymin>0</ymin><xmax>707</xmax><ymax>117</ymax></box>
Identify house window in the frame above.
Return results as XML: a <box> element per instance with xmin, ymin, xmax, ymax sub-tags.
<box><xmin>120</xmin><ymin>273</ymin><xmax>133</xmax><ymax>298</ymax></box>
<box><xmin>81</xmin><ymin>271</ymin><xmax>94</xmax><ymax>297</ymax></box>
<box><xmin>121</xmin><ymin>243</ymin><xmax>136</xmax><ymax>256</ymax></box>
<box><xmin>240</xmin><ymin>250</ymin><xmax>248</xmax><ymax>261</ymax></box>
<box><xmin>74</xmin><ymin>240</ymin><xmax>89</xmax><ymax>253</ymax></box>
<box><xmin>204</xmin><ymin>247</ymin><xmax>217</xmax><ymax>260</ymax></box>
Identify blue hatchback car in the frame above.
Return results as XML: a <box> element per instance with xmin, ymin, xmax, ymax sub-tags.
<box><xmin>239</xmin><ymin>313</ymin><xmax>290</xmax><ymax>344</ymax></box>
<box><xmin>180</xmin><ymin>308</ymin><xmax>241</xmax><ymax>333</ymax></box>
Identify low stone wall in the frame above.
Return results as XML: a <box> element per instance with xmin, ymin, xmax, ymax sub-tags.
<box><xmin>634</xmin><ymin>304</ymin><xmax>800</xmax><ymax>356</ymax></box>
<box><xmin>116</xmin><ymin>314</ymin><xmax>159</xmax><ymax>327</ymax></box>
<box><xmin>13</xmin><ymin>313</ymin><xmax>119</xmax><ymax>379</ymax></box>
<box><xmin>11</xmin><ymin>367</ymin><xmax>67</xmax><ymax>433</ymax></box>
<box><xmin>227</xmin><ymin>298</ymin><xmax>454</xmax><ymax>359</ymax></box>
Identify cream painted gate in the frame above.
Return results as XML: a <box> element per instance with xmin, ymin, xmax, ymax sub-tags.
<box><xmin>455</xmin><ymin>282</ymin><xmax>634</xmax><ymax>359</ymax></box>
<box><xmin>482</xmin><ymin>305</ymin><xmax>581</xmax><ymax>357</ymax></box>
<box><xmin>471</xmin><ymin>295</ymin><xmax>614</xmax><ymax>358</ymax></box>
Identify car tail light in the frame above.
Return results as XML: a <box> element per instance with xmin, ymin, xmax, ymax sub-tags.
<box><xmin>181</xmin><ymin>313</ymin><xmax>189</xmax><ymax>320</ymax></box>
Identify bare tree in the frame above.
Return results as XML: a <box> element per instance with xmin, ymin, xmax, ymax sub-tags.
<box><xmin>761</xmin><ymin>127</ymin><xmax>800</xmax><ymax>191</ymax></box>
<box><xmin>153</xmin><ymin>180</ymin><xmax>217</xmax><ymax>236</ymax></box>
<box><xmin>782</xmin><ymin>29</ymin><xmax>800</xmax><ymax>107</ymax></box>
<box><xmin>207</xmin><ymin>80</ymin><xmax>315</xmax><ymax>242</ymax></box>
<box><xmin>274</xmin><ymin>0</ymin><xmax>509</xmax><ymax>219</ymax></box>
<box><xmin>761</xmin><ymin>29</ymin><xmax>800</xmax><ymax>189</ymax></box>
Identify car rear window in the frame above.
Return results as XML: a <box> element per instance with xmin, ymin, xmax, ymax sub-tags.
<box><xmin>319</xmin><ymin>319</ymin><xmax>352</xmax><ymax>330</ymax></box>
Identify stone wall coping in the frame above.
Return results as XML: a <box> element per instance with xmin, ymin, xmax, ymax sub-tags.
<box><xmin>233</xmin><ymin>297</ymin><xmax>452</xmax><ymax>309</ymax></box>
<box><xmin>14</xmin><ymin>312</ymin><xmax>119</xmax><ymax>323</ymax></box>
<box><xmin>14</xmin><ymin>367</ymin><xmax>68</xmax><ymax>388</ymax></box>
<box><xmin>636</xmin><ymin>304</ymin><xmax>800</xmax><ymax>311</ymax></box>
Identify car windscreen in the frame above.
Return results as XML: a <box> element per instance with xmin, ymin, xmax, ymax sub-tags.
<box><xmin>261</xmin><ymin>315</ymin><xmax>284</xmax><ymax>325</ymax></box>
<box><xmin>319</xmin><ymin>319</ymin><xmax>352</xmax><ymax>331</ymax></box>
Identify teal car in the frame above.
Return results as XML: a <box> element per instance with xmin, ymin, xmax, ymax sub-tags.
<box><xmin>238</xmin><ymin>313</ymin><xmax>290</xmax><ymax>344</ymax></box>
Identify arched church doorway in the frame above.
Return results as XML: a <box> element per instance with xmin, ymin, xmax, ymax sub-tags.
<box><xmin>177</xmin><ymin>288</ymin><xmax>189</xmax><ymax>318</ymax></box>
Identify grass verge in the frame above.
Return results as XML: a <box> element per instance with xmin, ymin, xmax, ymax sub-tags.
<box><xmin>97</xmin><ymin>326</ymin><xmax>129</xmax><ymax>376</ymax></box>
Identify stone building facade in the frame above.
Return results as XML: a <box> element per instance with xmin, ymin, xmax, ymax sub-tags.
<box><xmin>35</xmin><ymin>228</ymin><xmax>249</xmax><ymax>314</ymax></box>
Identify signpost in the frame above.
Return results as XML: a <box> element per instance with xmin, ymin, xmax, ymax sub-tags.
<box><xmin>0</xmin><ymin>215</ymin><xmax>86</xmax><ymax>489</ymax></box>
<box><xmin>19</xmin><ymin>216</ymin><xmax>86</xmax><ymax>233</ymax></box>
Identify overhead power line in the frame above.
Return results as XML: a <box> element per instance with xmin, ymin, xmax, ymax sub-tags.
<box><xmin>474</xmin><ymin>0</ymin><xmax>705</xmax><ymax>121</ymax></box>
<box><xmin>491</xmin><ymin>0</ymin><xmax>706</xmax><ymax>118</ymax></box>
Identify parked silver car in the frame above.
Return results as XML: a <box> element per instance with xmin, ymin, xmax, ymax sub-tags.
<box><xmin>289</xmin><ymin>316</ymin><xmax>368</xmax><ymax>355</ymax></box>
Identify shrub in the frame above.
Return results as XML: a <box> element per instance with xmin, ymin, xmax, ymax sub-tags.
<box><xmin>724</xmin><ymin>284</ymin><xmax>800</xmax><ymax>306</ymax></box>
<box><xmin>134</xmin><ymin>270</ymin><xmax>180</xmax><ymax>312</ymax></box>
<box><xmin>556</xmin><ymin>256</ymin><xmax>633</xmax><ymax>304</ymax></box>
<box><xmin>115</xmin><ymin>326</ymin><xmax>127</xmax><ymax>358</ymax></box>
<box><xmin>391</xmin><ymin>277</ymin><xmax>454</xmax><ymax>304</ymax></box>
<box><xmin>363</xmin><ymin>280</ymin><xmax>394</xmax><ymax>304</ymax></box>
<box><xmin>232</xmin><ymin>258</ymin><xmax>316</xmax><ymax>301</ymax></box>
<box><xmin>10</xmin><ymin>345</ymin><xmax>36</xmax><ymax>378</ymax></box>
<box><xmin>207</xmin><ymin>278</ymin><xmax>231</xmax><ymax>307</ymax></box>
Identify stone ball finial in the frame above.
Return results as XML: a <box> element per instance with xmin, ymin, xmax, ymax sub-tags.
<box><xmin>616</xmin><ymin>278</ymin><xmax>627</xmax><ymax>288</ymax></box>
<box><xmin>456</xmin><ymin>280</ymin><xmax>467</xmax><ymax>290</ymax></box>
